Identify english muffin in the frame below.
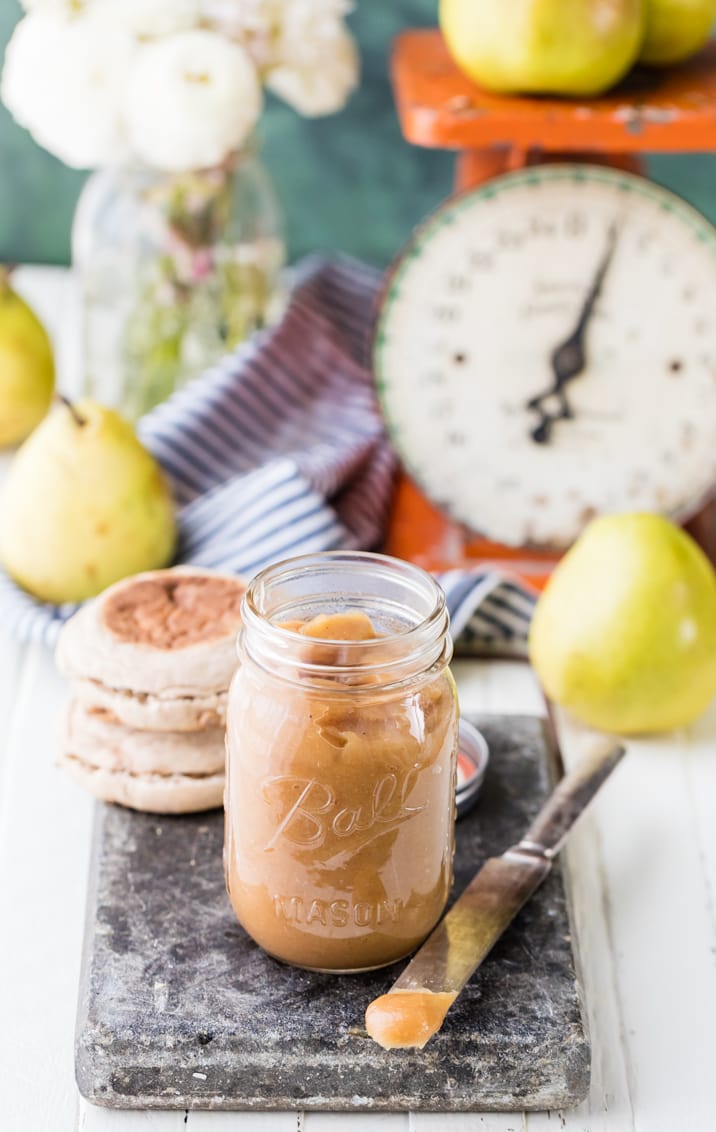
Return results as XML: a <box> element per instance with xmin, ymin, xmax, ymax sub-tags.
<box><xmin>56</xmin><ymin>566</ymin><xmax>247</xmax><ymax>731</ymax></box>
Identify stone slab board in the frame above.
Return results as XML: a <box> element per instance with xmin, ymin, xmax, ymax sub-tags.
<box><xmin>75</xmin><ymin>713</ymin><xmax>590</xmax><ymax>1111</ymax></box>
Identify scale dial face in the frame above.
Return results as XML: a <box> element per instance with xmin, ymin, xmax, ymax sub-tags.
<box><xmin>374</xmin><ymin>165</ymin><xmax>716</xmax><ymax>548</ymax></box>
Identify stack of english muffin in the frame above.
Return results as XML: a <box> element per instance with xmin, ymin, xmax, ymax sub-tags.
<box><xmin>56</xmin><ymin>566</ymin><xmax>247</xmax><ymax>813</ymax></box>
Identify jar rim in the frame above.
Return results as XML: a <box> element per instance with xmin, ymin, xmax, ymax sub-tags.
<box><xmin>244</xmin><ymin>549</ymin><xmax>446</xmax><ymax>637</ymax></box>
<box><xmin>239</xmin><ymin>550</ymin><xmax>451</xmax><ymax>687</ymax></box>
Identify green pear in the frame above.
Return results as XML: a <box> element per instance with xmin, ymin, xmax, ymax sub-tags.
<box><xmin>440</xmin><ymin>0</ymin><xmax>645</xmax><ymax>96</ymax></box>
<box><xmin>0</xmin><ymin>270</ymin><xmax>54</xmax><ymax>448</ymax></box>
<box><xmin>639</xmin><ymin>0</ymin><xmax>716</xmax><ymax>64</ymax></box>
<box><xmin>0</xmin><ymin>399</ymin><xmax>177</xmax><ymax>604</ymax></box>
<box><xmin>529</xmin><ymin>513</ymin><xmax>716</xmax><ymax>734</ymax></box>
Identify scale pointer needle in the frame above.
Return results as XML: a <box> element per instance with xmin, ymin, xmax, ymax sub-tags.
<box><xmin>527</xmin><ymin>219</ymin><xmax>621</xmax><ymax>444</ymax></box>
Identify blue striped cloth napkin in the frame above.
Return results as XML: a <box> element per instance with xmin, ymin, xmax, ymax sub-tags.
<box><xmin>0</xmin><ymin>257</ymin><xmax>535</xmax><ymax>650</ymax></box>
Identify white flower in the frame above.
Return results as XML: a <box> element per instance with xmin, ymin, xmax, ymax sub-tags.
<box><xmin>265</xmin><ymin>14</ymin><xmax>359</xmax><ymax>116</ymax></box>
<box><xmin>124</xmin><ymin>29</ymin><xmax>262</xmax><ymax>172</ymax></box>
<box><xmin>6</xmin><ymin>0</ymin><xmax>358</xmax><ymax>172</ymax></box>
<box><xmin>200</xmin><ymin>0</ymin><xmax>274</xmax><ymax>35</ymax></box>
<box><xmin>200</xmin><ymin>0</ymin><xmax>355</xmax><ymax>79</ymax></box>
<box><xmin>95</xmin><ymin>0</ymin><xmax>202</xmax><ymax>38</ymax></box>
<box><xmin>200</xmin><ymin>0</ymin><xmax>351</xmax><ymax>32</ymax></box>
<box><xmin>2</xmin><ymin>7</ymin><xmax>133</xmax><ymax>168</ymax></box>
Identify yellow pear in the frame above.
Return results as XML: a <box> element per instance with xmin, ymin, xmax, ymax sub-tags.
<box><xmin>639</xmin><ymin>0</ymin><xmax>716</xmax><ymax>64</ymax></box>
<box><xmin>0</xmin><ymin>270</ymin><xmax>54</xmax><ymax>448</ymax></box>
<box><xmin>440</xmin><ymin>0</ymin><xmax>645</xmax><ymax>96</ymax></box>
<box><xmin>0</xmin><ymin>399</ymin><xmax>177</xmax><ymax>604</ymax></box>
<box><xmin>529</xmin><ymin>513</ymin><xmax>716</xmax><ymax>734</ymax></box>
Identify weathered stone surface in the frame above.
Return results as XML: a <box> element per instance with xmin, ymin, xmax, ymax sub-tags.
<box><xmin>76</xmin><ymin>713</ymin><xmax>590</xmax><ymax>1112</ymax></box>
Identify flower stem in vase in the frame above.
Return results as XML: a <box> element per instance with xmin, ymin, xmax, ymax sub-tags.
<box><xmin>120</xmin><ymin>154</ymin><xmax>282</xmax><ymax>418</ymax></box>
<box><xmin>73</xmin><ymin>149</ymin><xmax>285</xmax><ymax>420</ymax></box>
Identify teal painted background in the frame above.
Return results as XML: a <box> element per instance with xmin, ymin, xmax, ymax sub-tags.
<box><xmin>1</xmin><ymin>0</ymin><xmax>715</xmax><ymax>267</ymax></box>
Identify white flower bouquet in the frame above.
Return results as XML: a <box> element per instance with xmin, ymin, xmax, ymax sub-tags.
<box><xmin>0</xmin><ymin>1</ymin><xmax>360</xmax><ymax>418</ymax></box>
<box><xmin>2</xmin><ymin>0</ymin><xmax>359</xmax><ymax>171</ymax></box>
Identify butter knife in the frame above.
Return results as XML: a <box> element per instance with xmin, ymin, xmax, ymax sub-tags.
<box><xmin>365</xmin><ymin>733</ymin><xmax>625</xmax><ymax>1050</ymax></box>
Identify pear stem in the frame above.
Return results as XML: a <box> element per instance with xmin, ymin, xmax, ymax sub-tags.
<box><xmin>0</xmin><ymin>264</ymin><xmax>16</xmax><ymax>296</ymax></box>
<box><xmin>57</xmin><ymin>394</ymin><xmax>87</xmax><ymax>428</ymax></box>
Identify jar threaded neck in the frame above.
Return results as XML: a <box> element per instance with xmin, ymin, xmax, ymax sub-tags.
<box><xmin>239</xmin><ymin>551</ymin><xmax>452</xmax><ymax>691</ymax></box>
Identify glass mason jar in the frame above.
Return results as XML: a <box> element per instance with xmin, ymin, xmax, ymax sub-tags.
<box><xmin>71</xmin><ymin>144</ymin><xmax>285</xmax><ymax>420</ymax></box>
<box><xmin>225</xmin><ymin>551</ymin><xmax>459</xmax><ymax>973</ymax></box>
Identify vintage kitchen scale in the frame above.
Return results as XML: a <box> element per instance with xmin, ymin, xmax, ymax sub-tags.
<box><xmin>381</xmin><ymin>30</ymin><xmax>716</xmax><ymax>585</ymax></box>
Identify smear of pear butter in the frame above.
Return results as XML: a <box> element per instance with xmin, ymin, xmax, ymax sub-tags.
<box><xmin>365</xmin><ymin>990</ymin><xmax>458</xmax><ymax>1050</ymax></box>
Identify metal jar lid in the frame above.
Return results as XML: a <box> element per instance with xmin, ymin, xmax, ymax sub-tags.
<box><xmin>456</xmin><ymin>719</ymin><xmax>490</xmax><ymax>819</ymax></box>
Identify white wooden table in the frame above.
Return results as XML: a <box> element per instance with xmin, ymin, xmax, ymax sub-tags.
<box><xmin>2</xmin><ymin>267</ymin><xmax>715</xmax><ymax>1132</ymax></box>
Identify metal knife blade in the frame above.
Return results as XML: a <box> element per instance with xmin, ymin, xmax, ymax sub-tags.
<box><xmin>391</xmin><ymin>849</ymin><xmax>551</xmax><ymax>998</ymax></box>
<box><xmin>365</xmin><ymin>734</ymin><xmax>625</xmax><ymax>1048</ymax></box>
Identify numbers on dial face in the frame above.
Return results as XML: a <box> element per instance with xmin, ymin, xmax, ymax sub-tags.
<box><xmin>374</xmin><ymin>166</ymin><xmax>716</xmax><ymax>548</ymax></box>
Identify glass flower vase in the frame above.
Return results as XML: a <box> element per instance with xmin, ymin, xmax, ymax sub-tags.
<box><xmin>72</xmin><ymin>148</ymin><xmax>285</xmax><ymax>420</ymax></box>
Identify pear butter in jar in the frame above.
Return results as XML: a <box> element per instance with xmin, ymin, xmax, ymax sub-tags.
<box><xmin>225</xmin><ymin>551</ymin><xmax>459</xmax><ymax>973</ymax></box>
